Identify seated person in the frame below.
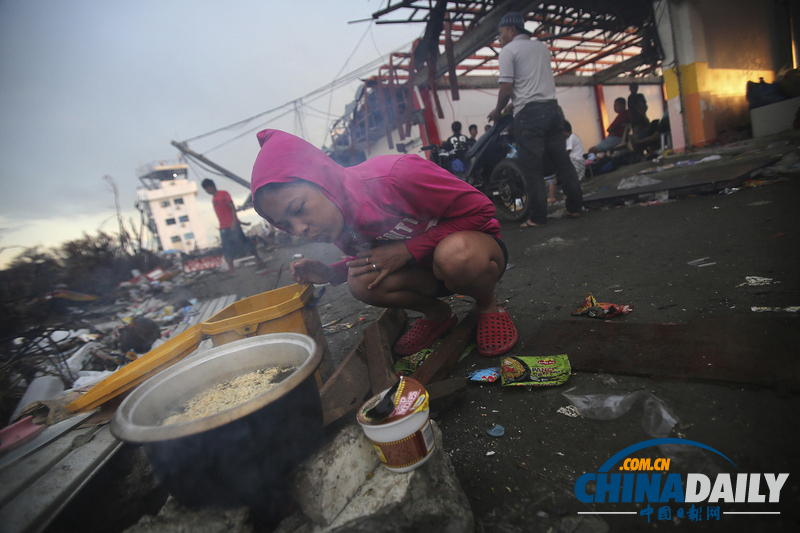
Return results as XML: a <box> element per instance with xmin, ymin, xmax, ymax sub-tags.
<box><xmin>442</xmin><ymin>121</ymin><xmax>470</xmax><ymax>173</ymax></box>
<box><xmin>466</xmin><ymin>124</ymin><xmax>478</xmax><ymax>149</ymax></box>
<box><xmin>564</xmin><ymin>120</ymin><xmax>586</xmax><ymax>181</ymax></box>
<box><xmin>547</xmin><ymin>120</ymin><xmax>586</xmax><ymax>203</ymax></box>
<box><xmin>588</xmin><ymin>98</ymin><xmax>631</xmax><ymax>154</ymax></box>
<box><xmin>630</xmin><ymin>100</ymin><xmax>669</xmax><ymax>155</ymax></box>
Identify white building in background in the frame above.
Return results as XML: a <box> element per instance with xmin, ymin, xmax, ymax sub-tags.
<box><xmin>136</xmin><ymin>161</ymin><xmax>209</xmax><ymax>253</ymax></box>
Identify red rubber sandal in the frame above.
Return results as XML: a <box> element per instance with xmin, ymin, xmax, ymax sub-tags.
<box><xmin>394</xmin><ymin>314</ymin><xmax>458</xmax><ymax>356</ymax></box>
<box><xmin>477</xmin><ymin>307</ymin><xmax>518</xmax><ymax>357</ymax></box>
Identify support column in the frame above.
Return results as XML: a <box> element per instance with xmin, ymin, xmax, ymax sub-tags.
<box><xmin>593</xmin><ymin>85</ymin><xmax>609</xmax><ymax>140</ymax></box>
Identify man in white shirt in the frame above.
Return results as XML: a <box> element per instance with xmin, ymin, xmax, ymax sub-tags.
<box><xmin>487</xmin><ymin>12</ymin><xmax>583</xmax><ymax>227</ymax></box>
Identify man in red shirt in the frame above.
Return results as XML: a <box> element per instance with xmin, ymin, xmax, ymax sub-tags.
<box><xmin>202</xmin><ymin>179</ymin><xmax>264</xmax><ymax>277</ymax></box>
<box><xmin>588</xmin><ymin>97</ymin><xmax>632</xmax><ymax>154</ymax></box>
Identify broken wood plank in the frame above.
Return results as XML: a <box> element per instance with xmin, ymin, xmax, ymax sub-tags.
<box><xmin>320</xmin><ymin>308</ymin><xmax>406</xmax><ymax>427</ymax></box>
<box><xmin>363</xmin><ymin>321</ymin><xmax>399</xmax><ymax>394</ymax></box>
<box><xmin>426</xmin><ymin>377</ymin><xmax>467</xmax><ymax>412</ymax></box>
<box><xmin>411</xmin><ymin>311</ymin><xmax>477</xmax><ymax>386</ymax></box>
<box><xmin>319</xmin><ymin>343</ymin><xmax>368</xmax><ymax>417</ymax></box>
<box><xmin>524</xmin><ymin>316</ymin><xmax>800</xmax><ymax>390</ymax></box>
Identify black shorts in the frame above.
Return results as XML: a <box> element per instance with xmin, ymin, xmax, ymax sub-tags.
<box><xmin>436</xmin><ymin>234</ymin><xmax>509</xmax><ymax>297</ymax></box>
<box><xmin>220</xmin><ymin>226</ymin><xmax>251</xmax><ymax>260</ymax></box>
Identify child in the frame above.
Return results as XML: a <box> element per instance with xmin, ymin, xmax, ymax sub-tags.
<box><xmin>564</xmin><ymin>120</ymin><xmax>586</xmax><ymax>181</ymax></box>
<box><xmin>546</xmin><ymin>121</ymin><xmax>585</xmax><ymax>203</ymax></box>
<box><xmin>250</xmin><ymin>129</ymin><xmax>518</xmax><ymax>357</ymax></box>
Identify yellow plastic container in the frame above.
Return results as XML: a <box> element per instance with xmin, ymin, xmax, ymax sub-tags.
<box><xmin>67</xmin><ymin>324</ymin><xmax>204</xmax><ymax>413</ymax></box>
<box><xmin>67</xmin><ymin>284</ymin><xmax>334</xmax><ymax>413</ymax></box>
<box><xmin>201</xmin><ymin>284</ymin><xmax>333</xmax><ymax>385</ymax></box>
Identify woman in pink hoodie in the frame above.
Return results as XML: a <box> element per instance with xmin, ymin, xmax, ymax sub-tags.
<box><xmin>250</xmin><ymin>129</ymin><xmax>518</xmax><ymax>357</ymax></box>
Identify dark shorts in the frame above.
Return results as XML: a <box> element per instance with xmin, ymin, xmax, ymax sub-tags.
<box><xmin>220</xmin><ymin>226</ymin><xmax>251</xmax><ymax>260</ymax></box>
<box><xmin>436</xmin><ymin>234</ymin><xmax>509</xmax><ymax>297</ymax></box>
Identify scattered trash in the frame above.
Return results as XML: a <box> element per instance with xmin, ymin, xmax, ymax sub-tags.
<box><xmin>395</xmin><ymin>341</ymin><xmax>474</xmax><ymax>375</ymax></box>
<box><xmin>597</xmin><ymin>371</ymin><xmax>618</xmax><ymax>387</ymax></box>
<box><xmin>487</xmin><ymin>425</ymin><xmax>505</xmax><ymax>437</ymax></box>
<box><xmin>572</xmin><ymin>294</ymin><xmax>633</xmax><ymax>318</ymax></box>
<box><xmin>500</xmin><ymin>355</ymin><xmax>571</xmax><ymax>387</ymax></box>
<box><xmin>617</xmin><ymin>175</ymin><xmax>662</xmax><ymax>190</ymax></box>
<box><xmin>505</xmin><ymin>262</ymin><xmax>516</xmax><ymax>271</ymax></box>
<box><xmin>687</xmin><ymin>257</ymin><xmax>716</xmax><ymax>267</ymax></box>
<box><xmin>468</xmin><ymin>367</ymin><xmax>501</xmax><ymax>383</ymax></box>
<box><xmin>737</xmin><ymin>276</ymin><xmax>779</xmax><ymax>287</ymax></box>
<box><xmin>486</xmin><ymin>451</ymin><xmax>496</xmax><ymax>456</ymax></box>
<box><xmin>640</xmin><ymin>190</ymin><xmax>670</xmax><ymax>206</ymax></box>
<box><xmin>557</xmin><ymin>405</ymin><xmax>581</xmax><ymax>418</ymax></box>
<box><xmin>562</xmin><ymin>388</ymin><xmax>679</xmax><ymax>438</ymax></box>
<box><xmin>538</xmin><ymin>237</ymin><xmax>569</xmax><ymax>247</ymax></box>
<box><xmin>322</xmin><ymin>316</ymin><xmax>366</xmax><ymax>334</ymax></box>
<box><xmin>751</xmin><ymin>306</ymin><xmax>799</xmax><ymax>313</ymax></box>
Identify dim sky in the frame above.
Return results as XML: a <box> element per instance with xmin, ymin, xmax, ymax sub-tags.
<box><xmin>0</xmin><ymin>0</ymin><xmax>422</xmax><ymax>266</ymax></box>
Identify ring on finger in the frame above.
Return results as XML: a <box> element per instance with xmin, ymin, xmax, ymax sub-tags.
<box><xmin>372</xmin><ymin>263</ymin><xmax>377</xmax><ymax>269</ymax></box>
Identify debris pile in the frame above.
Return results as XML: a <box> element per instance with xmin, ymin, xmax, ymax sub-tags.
<box><xmin>0</xmin><ymin>262</ymin><xmax>221</xmax><ymax>424</ymax></box>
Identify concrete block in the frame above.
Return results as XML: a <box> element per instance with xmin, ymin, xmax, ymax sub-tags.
<box><xmin>289</xmin><ymin>423</ymin><xmax>380</xmax><ymax>525</ymax></box>
<box><xmin>325</xmin><ymin>421</ymin><xmax>473</xmax><ymax>533</ymax></box>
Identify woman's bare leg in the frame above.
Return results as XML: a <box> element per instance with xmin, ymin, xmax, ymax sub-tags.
<box><xmin>347</xmin><ymin>265</ymin><xmax>453</xmax><ymax>323</ymax></box>
<box><xmin>348</xmin><ymin>231</ymin><xmax>504</xmax><ymax>319</ymax></box>
<box><xmin>432</xmin><ymin>231</ymin><xmax>504</xmax><ymax>314</ymax></box>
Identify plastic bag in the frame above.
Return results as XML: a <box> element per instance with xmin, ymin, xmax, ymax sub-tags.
<box><xmin>572</xmin><ymin>294</ymin><xmax>633</xmax><ymax>318</ymax></box>
<box><xmin>562</xmin><ymin>388</ymin><xmax>679</xmax><ymax>438</ymax></box>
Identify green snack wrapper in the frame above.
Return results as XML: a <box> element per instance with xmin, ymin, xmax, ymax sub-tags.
<box><xmin>500</xmin><ymin>354</ymin><xmax>571</xmax><ymax>387</ymax></box>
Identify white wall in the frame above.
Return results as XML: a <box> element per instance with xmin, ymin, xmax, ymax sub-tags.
<box><xmin>363</xmin><ymin>84</ymin><xmax>666</xmax><ymax>160</ymax></box>
<box><xmin>138</xmin><ymin>179</ymin><xmax>210</xmax><ymax>253</ymax></box>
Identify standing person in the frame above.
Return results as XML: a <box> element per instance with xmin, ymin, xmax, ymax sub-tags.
<box><xmin>251</xmin><ymin>129</ymin><xmax>518</xmax><ymax>358</ymax></box>
<box><xmin>628</xmin><ymin>82</ymin><xmax>647</xmax><ymax>114</ymax></box>
<box><xmin>487</xmin><ymin>12</ymin><xmax>583</xmax><ymax>228</ymax></box>
<box><xmin>201</xmin><ymin>179</ymin><xmax>265</xmax><ymax>278</ymax></box>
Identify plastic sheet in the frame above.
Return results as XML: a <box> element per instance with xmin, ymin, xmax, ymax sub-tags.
<box><xmin>562</xmin><ymin>388</ymin><xmax>679</xmax><ymax>438</ymax></box>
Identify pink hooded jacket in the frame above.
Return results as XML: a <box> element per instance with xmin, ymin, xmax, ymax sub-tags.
<box><xmin>251</xmin><ymin>129</ymin><xmax>501</xmax><ymax>281</ymax></box>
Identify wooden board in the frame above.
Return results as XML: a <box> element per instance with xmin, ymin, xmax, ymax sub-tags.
<box><xmin>320</xmin><ymin>308</ymin><xmax>406</xmax><ymax>426</ymax></box>
<box><xmin>411</xmin><ymin>311</ymin><xmax>478</xmax><ymax>386</ymax></box>
<box><xmin>523</xmin><ymin>316</ymin><xmax>800</xmax><ymax>389</ymax></box>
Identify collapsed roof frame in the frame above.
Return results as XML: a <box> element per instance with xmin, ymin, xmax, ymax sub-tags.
<box><xmin>329</xmin><ymin>0</ymin><xmax>663</xmax><ymax>158</ymax></box>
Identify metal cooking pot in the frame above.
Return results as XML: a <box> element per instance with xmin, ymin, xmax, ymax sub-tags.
<box><xmin>111</xmin><ymin>333</ymin><xmax>323</xmax><ymax>521</ymax></box>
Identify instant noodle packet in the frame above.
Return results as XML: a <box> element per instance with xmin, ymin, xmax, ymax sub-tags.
<box><xmin>500</xmin><ymin>354</ymin><xmax>571</xmax><ymax>387</ymax></box>
<box><xmin>468</xmin><ymin>367</ymin><xmax>501</xmax><ymax>383</ymax></box>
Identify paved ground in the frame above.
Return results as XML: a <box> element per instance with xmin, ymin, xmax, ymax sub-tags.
<box><xmin>201</xmin><ymin>146</ymin><xmax>800</xmax><ymax>531</ymax></box>
<box><xmin>48</xmin><ymin>136</ymin><xmax>800</xmax><ymax>532</ymax></box>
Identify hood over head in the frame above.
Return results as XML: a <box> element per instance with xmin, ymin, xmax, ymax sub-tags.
<box><xmin>251</xmin><ymin>129</ymin><xmax>360</xmax><ymax>227</ymax></box>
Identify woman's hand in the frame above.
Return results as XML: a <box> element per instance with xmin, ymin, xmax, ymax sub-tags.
<box><xmin>290</xmin><ymin>259</ymin><xmax>334</xmax><ymax>285</ymax></box>
<box><xmin>347</xmin><ymin>242</ymin><xmax>414</xmax><ymax>290</ymax></box>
